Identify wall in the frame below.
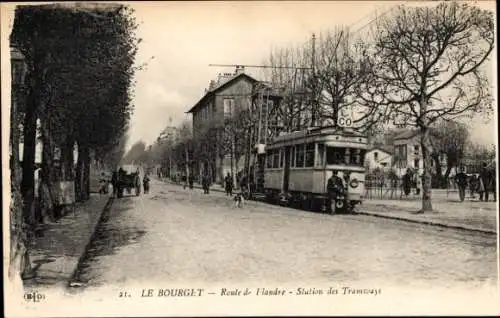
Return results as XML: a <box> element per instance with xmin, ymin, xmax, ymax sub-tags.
<box><xmin>365</xmin><ymin>149</ymin><xmax>392</xmax><ymax>171</ymax></box>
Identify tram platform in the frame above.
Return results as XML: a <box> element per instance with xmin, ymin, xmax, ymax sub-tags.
<box><xmin>360</xmin><ymin>198</ymin><xmax>497</xmax><ymax>234</ymax></box>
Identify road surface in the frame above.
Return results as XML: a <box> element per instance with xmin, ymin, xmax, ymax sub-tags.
<box><xmin>74</xmin><ymin>179</ymin><xmax>497</xmax><ymax>292</ymax></box>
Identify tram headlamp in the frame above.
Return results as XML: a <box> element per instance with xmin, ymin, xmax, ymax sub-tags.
<box><xmin>350</xmin><ymin>179</ymin><xmax>359</xmax><ymax>188</ymax></box>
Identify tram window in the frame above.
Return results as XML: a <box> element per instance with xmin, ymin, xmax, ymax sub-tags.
<box><xmin>266</xmin><ymin>152</ymin><xmax>272</xmax><ymax>168</ymax></box>
<box><xmin>305</xmin><ymin>143</ymin><xmax>315</xmax><ymax>167</ymax></box>
<box><xmin>326</xmin><ymin>147</ymin><xmax>344</xmax><ymax>165</ymax></box>
<box><xmin>273</xmin><ymin>150</ymin><xmax>280</xmax><ymax>168</ymax></box>
<box><xmin>316</xmin><ymin>144</ymin><xmax>325</xmax><ymax>166</ymax></box>
<box><xmin>295</xmin><ymin>144</ymin><xmax>305</xmax><ymax>167</ymax></box>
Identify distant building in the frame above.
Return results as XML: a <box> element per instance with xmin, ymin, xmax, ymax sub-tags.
<box><xmin>365</xmin><ymin>147</ymin><xmax>393</xmax><ymax>171</ymax></box>
<box><xmin>158</xmin><ymin>125</ymin><xmax>178</xmax><ymax>144</ymax></box>
<box><xmin>391</xmin><ymin>128</ymin><xmax>455</xmax><ymax>177</ymax></box>
<box><xmin>186</xmin><ymin>66</ymin><xmax>258</xmax><ymax>183</ymax></box>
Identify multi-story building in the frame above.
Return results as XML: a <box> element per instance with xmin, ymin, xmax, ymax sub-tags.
<box><xmin>187</xmin><ymin>66</ymin><xmax>258</xmax><ymax>184</ymax></box>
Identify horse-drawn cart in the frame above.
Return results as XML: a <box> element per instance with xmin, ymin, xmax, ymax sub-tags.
<box><xmin>117</xmin><ymin>166</ymin><xmax>141</xmax><ymax>198</ymax></box>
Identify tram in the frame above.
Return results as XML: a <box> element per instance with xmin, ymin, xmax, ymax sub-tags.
<box><xmin>262</xmin><ymin>126</ymin><xmax>368</xmax><ymax>212</ymax></box>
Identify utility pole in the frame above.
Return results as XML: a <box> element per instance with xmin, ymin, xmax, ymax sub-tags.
<box><xmin>310</xmin><ymin>33</ymin><xmax>317</xmax><ymax>127</ymax></box>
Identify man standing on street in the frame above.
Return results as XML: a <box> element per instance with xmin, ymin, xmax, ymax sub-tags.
<box><xmin>224</xmin><ymin>173</ymin><xmax>233</xmax><ymax>196</ymax></box>
<box><xmin>202</xmin><ymin>173</ymin><xmax>210</xmax><ymax>194</ymax></box>
<box><xmin>454</xmin><ymin>167</ymin><xmax>468</xmax><ymax>202</ymax></box>
<box><xmin>326</xmin><ymin>170</ymin><xmax>345</xmax><ymax>213</ymax></box>
<box><xmin>479</xmin><ymin>162</ymin><xmax>491</xmax><ymax>202</ymax></box>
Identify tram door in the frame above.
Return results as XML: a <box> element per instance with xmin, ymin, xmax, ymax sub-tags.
<box><xmin>282</xmin><ymin>146</ymin><xmax>291</xmax><ymax>193</ymax></box>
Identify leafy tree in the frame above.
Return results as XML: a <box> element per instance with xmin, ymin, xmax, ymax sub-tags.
<box><xmin>123</xmin><ymin>141</ymin><xmax>147</xmax><ymax>165</ymax></box>
<box><xmin>429</xmin><ymin>120</ymin><xmax>469</xmax><ymax>186</ymax></box>
<box><xmin>360</xmin><ymin>2</ymin><xmax>494</xmax><ymax>212</ymax></box>
<box><xmin>9</xmin><ymin>3</ymin><xmax>138</xmax><ymax>281</ymax></box>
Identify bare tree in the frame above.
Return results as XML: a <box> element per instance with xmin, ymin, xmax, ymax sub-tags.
<box><xmin>263</xmin><ymin>44</ymin><xmax>311</xmax><ymax>131</ymax></box>
<box><xmin>313</xmin><ymin>28</ymin><xmax>376</xmax><ymax>131</ymax></box>
<box><xmin>360</xmin><ymin>2</ymin><xmax>494</xmax><ymax>212</ymax></box>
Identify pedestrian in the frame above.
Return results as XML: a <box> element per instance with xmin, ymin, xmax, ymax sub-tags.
<box><xmin>479</xmin><ymin>162</ymin><xmax>491</xmax><ymax>202</ymax></box>
<box><xmin>468</xmin><ymin>174</ymin><xmax>477</xmax><ymax>199</ymax></box>
<box><xmin>202</xmin><ymin>173</ymin><xmax>210</xmax><ymax>194</ymax></box>
<box><xmin>326</xmin><ymin>170</ymin><xmax>345</xmax><ymax>214</ymax></box>
<box><xmin>402</xmin><ymin>169</ymin><xmax>412</xmax><ymax>197</ymax></box>
<box><xmin>99</xmin><ymin>172</ymin><xmax>108</xmax><ymax>194</ymax></box>
<box><xmin>454</xmin><ymin>167</ymin><xmax>468</xmax><ymax>202</ymax></box>
<box><xmin>111</xmin><ymin>171</ymin><xmax>118</xmax><ymax>198</ymax></box>
<box><xmin>143</xmin><ymin>173</ymin><xmax>150</xmax><ymax>194</ymax></box>
<box><xmin>188</xmin><ymin>174</ymin><xmax>194</xmax><ymax>189</ymax></box>
<box><xmin>224</xmin><ymin>173</ymin><xmax>233</xmax><ymax>196</ymax></box>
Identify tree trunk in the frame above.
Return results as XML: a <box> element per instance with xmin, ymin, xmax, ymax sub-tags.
<box><xmin>9</xmin><ymin>85</ymin><xmax>34</xmax><ymax>283</ymax></box>
<box><xmin>61</xmin><ymin>139</ymin><xmax>75</xmax><ymax>181</ymax></box>
<box><xmin>83</xmin><ymin>154</ymin><xmax>91</xmax><ymax>200</ymax></box>
<box><xmin>21</xmin><ymin>101</ymin><xmax>37</xmax><ymax>232</ymax></box>
<box><xmin>75</xmin><ymin>144</ymin><xmax>90</xmax><ymax>202</ymax></box>
<box><xmin>420</xmin><ymin>127</ymin><xmax>433</xmax><ymax>212</ymax></box>
<box><xmin>39</xmin><ymin>113</ymin><xmax>59</xmax><ymax>221</ymax></box>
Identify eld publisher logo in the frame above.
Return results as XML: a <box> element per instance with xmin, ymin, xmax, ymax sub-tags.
<box><xmin>24</xmin><ymin>291</ymin><xmax>46</xmax><ymax>302</ymax></box>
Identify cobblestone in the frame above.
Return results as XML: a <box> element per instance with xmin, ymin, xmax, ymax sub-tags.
<box><xmin>74</xmin><ymin>180</ymin><xmax>497</xmax><ymax>293</ymax></box>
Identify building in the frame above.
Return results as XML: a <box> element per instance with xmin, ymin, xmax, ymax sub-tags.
<box><xmin>186</xmin><ymin>66</ymin><xmax>258</xmax><ymax>183</ymax></box>
<box><xmin>391</xmin><ymin>129</ymin><xmax>452</xmax><ymax>177</ymax></box>
<box><xmin>365</xmin><ymin>146</ymin><xmax>393</xmax><ymax>171</ymax></box>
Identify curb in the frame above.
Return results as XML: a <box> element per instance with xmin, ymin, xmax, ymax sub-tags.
<box><xmin>355</xmin><ymin>211</ymin><xmax>497</xmax><ymax>235</ymax></box>
<box><xmin>160</xmin><ymin>179</ymin><xmax>497</xmax><ymax>235</ymax></box>
<box><xmin>67</xmin><ymin>196</ymin><xmax>114</xmax><ymax>288</ymax></box>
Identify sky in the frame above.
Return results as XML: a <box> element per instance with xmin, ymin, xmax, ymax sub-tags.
<box><xmin>1</xmin><ymin>1</ymin><xmax>496</xmax><ymax>152</ymax></box>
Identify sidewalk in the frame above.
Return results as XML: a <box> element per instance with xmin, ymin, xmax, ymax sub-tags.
<box><xmin>360</xmin><ymin>198</ymin><xmax>497</xmax><ymax>234</ymax></box>
<box><xmin>24</xmin><ymin>193</ymin><xmax>112</xmax><ymax>289</ymax></box>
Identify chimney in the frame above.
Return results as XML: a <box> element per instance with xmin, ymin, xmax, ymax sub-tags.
<box><xmin>235</xmin><ymin>65</ymin><xmax>245</xmax><ymax>75</ymax></box>
<box><xmin>208</xmin><ymin>80</ymin><xmax>216</xmax><ymax>91</ymax></box>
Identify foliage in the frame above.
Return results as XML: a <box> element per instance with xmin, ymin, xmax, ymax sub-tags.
<box><xmin>429</xmin><ymin>120</ymin><xmax>469</xmax><ymax>182</ymax></box>
<box><xmin>122</xmin><ymin>140</ymin><xmax>147</xmax><ymax>164</ymax></box>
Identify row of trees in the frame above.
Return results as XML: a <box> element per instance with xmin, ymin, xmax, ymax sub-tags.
<box><xmin>261</xmin><ymin>2</ymin><xmax>494</xmax><ymax>212</ymax></box>
<box><xmin>9</xmin><ymin>4</ymin><xmax>138</xmax><ymax>282</ymax></box>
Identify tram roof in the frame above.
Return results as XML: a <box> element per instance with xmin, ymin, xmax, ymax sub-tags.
<box><xmin>272</xmin><ymin>126</ymin><xmax>366</xmax><ymax>143</ymax></box>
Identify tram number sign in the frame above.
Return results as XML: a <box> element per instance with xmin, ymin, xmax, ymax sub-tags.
<box><xmin>337</xmin><ymin>116</ymin><xmax>353</xmax><ymax>127</ymax></box>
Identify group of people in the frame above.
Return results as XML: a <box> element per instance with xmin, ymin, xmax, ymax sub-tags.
<box><xmin>454</xmin><ymin>163</ymin><xmax>496</xmax><ymax>202</ymax></box>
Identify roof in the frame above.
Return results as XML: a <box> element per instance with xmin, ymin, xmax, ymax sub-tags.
<box><xmin>393</xmin><ymin>129</ymin><xmax>419</xmax><ymax>140</ymax></box>
<box><xmin>368</xmin><ymin>146</ymin><xmax>393</xmax><ymax>155</ymax></box>
<box><xmin>273</xmin><ymin>126</ymin><xmax>366</xmax><ymax>143</ymax></box>
<box><xmin>186</xmin><ymin>73</ymin><xmax>259</xmax><ymax>114</ymax></box>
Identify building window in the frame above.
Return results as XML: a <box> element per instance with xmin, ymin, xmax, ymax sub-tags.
<box><xmin>414</xmin><ymin>159</ymin><xmax>420</xmax><ymax>169</ymax></box>
<box><xmin>223</xmin><ymin>99</ymin><xmax>234</xmax><ymax>117</ymax></box>
<box><xmin>374</xmin><ymin>151</ymin><xmax>378</xmax><ymax>161</ymax></box>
